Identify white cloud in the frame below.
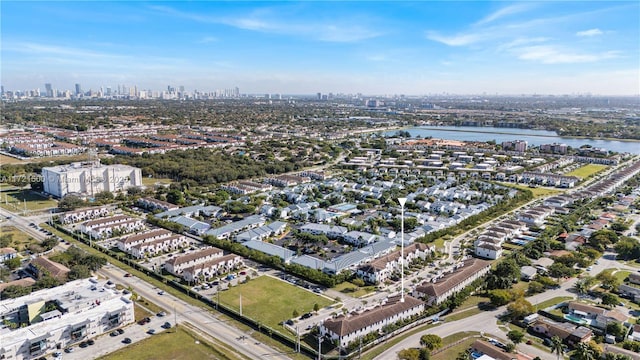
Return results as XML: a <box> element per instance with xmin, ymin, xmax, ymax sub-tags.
<box><xmin>475</xmin><ymin>4</ymin><xmax>533</xmax><ymax>25</ymax></box>
<box><xmin>151</xmin><ymin>5</ymin><xmax>382</xmax><ymax>42</ymax></box>
<box><xmin>513</xmin><ymin>45</ymin><xmax>620</xmax><ymax>64</ymax></box>
<box><xmin>576</xmin><ymin>28</ymin><xmax>603</xmax><ymax>37</ymax></box>
<box><xmin>425</xmin><ymin>31</ymin><xmax>487</xmax><ymax>46</ymax></box>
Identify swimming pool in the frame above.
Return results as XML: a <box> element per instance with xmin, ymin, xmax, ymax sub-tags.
<box><xmin>565</xmin><ymin>314</ymin><xmax>588</xmax><ymax>324</ymax></box>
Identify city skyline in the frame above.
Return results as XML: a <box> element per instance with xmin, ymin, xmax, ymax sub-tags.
<box><xmin>2</xmin><ymin>1</ymin><xmax>639</xmax><ymax>96</ymax></box>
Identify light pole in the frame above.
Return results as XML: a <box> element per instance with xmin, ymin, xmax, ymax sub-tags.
<box><xmin>398</xmin><ymin>197</ymin><xmax>406</xmax><ymax>303</ymax></box>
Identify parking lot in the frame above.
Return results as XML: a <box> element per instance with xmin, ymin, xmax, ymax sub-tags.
<box><xmin>46</xmin><ymin>314</ymin><xmax>171</xmax><ymax>360</ymax></box>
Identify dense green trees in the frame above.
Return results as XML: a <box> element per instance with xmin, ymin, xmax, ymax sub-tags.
<box><xmin>419</xmin><ymin>334</ymin><xmax>442</xmax><ymax>351</ymax></box>
<box><xmin>614</xmin><ymin>237</ymin><xmax>640</xmax><ymax>260</ymax></box>
<box><xmin>58</xmin><ymin>195</ymin><xmax>85</xmax><ymax>211</ymax></box>
<box><xmin>486</xmin><ymin>258</ymin><xmax>520</xmax><ymax>290</ymax></box>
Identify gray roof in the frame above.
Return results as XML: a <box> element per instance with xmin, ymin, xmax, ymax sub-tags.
<box><xmin>236</xmin><ymin>221</ymin><xmax>287</xmax><ymax>241</ymax></box>
<box><xmin>291</xmin><ymin>255</ymin><xmax>327</xmax><ymax>270</ymax></box>
<box><xmin>155</xmin><ymin>205</ymin><xmax>222</xmax><ymax>219</ymax></box>
<box><xmin>242</xmin><ymin>240</ymin><xmax>295</xmax><ymax>261</ymax></box>
<box><xmin>205</xmin><ymin>215</ymin><xmax>265</xmax><ymax>238</ymax></box>
<box><xmin>324</xmin><ymin>238</ymin><xmax>396</xmax><ymax>274</ymax></box>
<box><xmin>169</xmin><ymin>216</ymin><xmax>211</xmax><ymax>232</ymax></box>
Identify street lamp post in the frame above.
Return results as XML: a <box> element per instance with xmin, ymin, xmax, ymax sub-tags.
<box><xmin>398</xmin><ymin>197</ymin><xmax>406</xmax><ymax>303</ymax></box>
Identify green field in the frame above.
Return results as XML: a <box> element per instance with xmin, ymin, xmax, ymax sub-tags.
<box><xmin>564</xmin><ymin>164</ymin><xmax>608</xmax><ymax>179</ymax></box>
<box><xmin>332</xmin><ymin>281</ymin><xmax>376</xmax><ymax>298</ymax></box>
<box><xmin>0</xmin><ymin>225</ymin><xmax>36</xmax><ymax>250</ymax></box>
<box><xmin>0</xmin><ymin>154</ymin><xmax>25</xmax><ymax>165</ymax></box>
<box><xmin>533</xmin><ymin>296</ymin><xmax>573</xmax><ymax>311</ymax></box>
<box><xmin>498</xmin><ymin>182</ymin><xmax>562</xmax><ymax>198</ymax></box>
<box><xmin>142</xmin><ymin>177</ymin><xmax>173</xmax><ymax>186</ymax></box>
<box><xmin>98</xmin><ymin>326</ymin><xmax>241</xmax><ymax>360</ymax></box>
<box><xmin>218</xmin><ymin>276</ymin><xmax>334</xmax><ymax>329</ymax></box>
<box><xmin>0</xmin><ymin>190</ymin><xmax>57</xmax><ymax>212</ymax></box>
<box><xmin>432</xmin><ymin>332</ymin><xmax>481</xmax><ymax>360</ymax></box>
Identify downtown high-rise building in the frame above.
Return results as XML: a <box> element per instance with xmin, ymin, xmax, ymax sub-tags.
<box><xmin>75</xmin><ymin>83</ymin><xmax>82</xmax><ymax>96</ymax></box>
<box><xmin>45</xmin><ymin>83</ymin><xmax>54</xmax><ymax>98</ymax></box>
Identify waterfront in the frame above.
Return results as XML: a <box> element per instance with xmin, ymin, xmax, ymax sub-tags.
<box><xmin>387</xmin><ymin>126</ymin><xmax>640</xmax><ymax>154</ymax></box>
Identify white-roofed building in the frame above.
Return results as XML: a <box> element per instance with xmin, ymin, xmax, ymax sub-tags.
<box><xmin>0</xmin><ymin>278</ymin><xmax>134</xmax><ymax>360</ymax></box>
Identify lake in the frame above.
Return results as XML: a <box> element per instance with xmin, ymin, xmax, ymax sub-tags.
<box><xmin>385</xmin><ymin>126</ymin><xmax>640</xmax><ymax>154</ymax></box>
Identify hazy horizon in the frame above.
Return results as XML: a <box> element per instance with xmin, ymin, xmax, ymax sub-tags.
<box><xmin>2</xmin><ymin>1</ymin><xmax>639</xmax><ymax>96</ymax></box>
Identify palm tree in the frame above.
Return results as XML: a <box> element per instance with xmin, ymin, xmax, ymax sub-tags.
<box><xmin>550</xmin><ymin>336</ymin><xmax>563</xmax><ymax>360</ymax></box>
<box><xmin>573</xmin><ymin>280</ymin><xmax>590</xmax><ymax>297</ymax></box>
<box><xmin>574</xmin><ymin>342</ymin><xmax>596</xmax><ymax>360</ymax></box>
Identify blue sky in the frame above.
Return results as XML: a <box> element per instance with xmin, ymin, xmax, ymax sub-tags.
<box><xmin>2</xmin><ymin>1</ymin><xmax>639</xmax><ymax>95</ymax></box>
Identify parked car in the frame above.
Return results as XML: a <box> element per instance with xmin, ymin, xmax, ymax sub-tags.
<box><xmin>87</xmin><ymin>339</ymin><xmax>95</xmax><ymax>345</ymax></box>
<box><xmin>110</xmin><ymin>331</ymin><xmax>119</xmax><ymax>337</ymax></box>
<box><xmin>64</xmin><ymin>347</ymin><xmax>74</xmax><ymax>353</ymax></box>
<box><xmin>300</xmin><ymin>313</ymin><xmax>312</xmax><ymax>320</ymax></box>
<box><xmin>157</xmin><ymin>311</ymin><xmax>167</xmax><ymax>317</ymax></box>
<box><xmin>123</xmin><ymin>338</ymin><xmax>132</xmax><ymax>344</ymax></box>
<box><xmin>117</xmin><ymin>328</ymin><xmax>124</xmax><ymax>334</ymax></box>
<box><xmin>79</xmin><ymin>341</ymin><xmax>89</xmax><ymax>348</ymax></box>
<box><xmin>147</xmin><ymin>329</ymin><xmax>156</xmax><ymax>335</ymax></box>
<box><xmin>162</xmin><ymin>322</ymin><xmax>172</xmax><ymax>329</ymax></box>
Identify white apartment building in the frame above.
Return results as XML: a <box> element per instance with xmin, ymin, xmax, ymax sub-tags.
<box><xmin>320</xmin><ymin>295</ymin><xmax>424</xmax><ymax>349</ymax></box>
<box><xmin>163</xmin><ymin>247</ymin><xmax>224</xmax><ymax>275</ymax></box>
<box><xmin>181</xmin><ymin>254</ymin><xmax>243</xmax><ymax>283</ymax></box>
<box><xmin>42</xmin><ymin>161</ymin><xmax>142</xmax><ymax>198</ymax></box>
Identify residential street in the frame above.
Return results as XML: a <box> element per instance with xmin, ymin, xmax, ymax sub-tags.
<box><xmin>373</xmin><ymin>251</ymin><xmax>637</xmax><ymax>360</ymax></box>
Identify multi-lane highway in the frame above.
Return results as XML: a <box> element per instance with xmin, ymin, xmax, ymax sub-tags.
<box><xmin>98</xmin><ymin>265</ymin><xmax>293</xmax><ymax>360</ymax></box>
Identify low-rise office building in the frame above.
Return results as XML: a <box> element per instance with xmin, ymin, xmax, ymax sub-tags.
<box><xmin>0</xmin><ymin>278</ymin><xmax>134</xmax><ymax>360</ymax></box>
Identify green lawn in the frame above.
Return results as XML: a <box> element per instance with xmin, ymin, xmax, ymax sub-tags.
<box><xmin>457</xmin><ymin>295</ymin><xmax>490</xmax><ymax>311</ymax></box>
<box><xmin>0</xmin><ymin>190</ymin><xmax>57</xmax><ymax>212</ymax></box>
<box><xmin>142</xmin><ymin>177</ymin><xmax>173</xmax><ymax>186</ymax></box>
<box><xmin>445</xmin><ymin>307</ymin><xmax>485</xmax><ymax>322</ymax></box>
<box><xmin>498</xmin><ymin>182</ymin><xmax>563</xmax><ymax>198</ymax></box>
<box><xmin>98</xmin><ymin>326</ymin><xmax>241</xmax><ymax>360</ymax></box>
<box><xmin>0</xmin><ymin>225</ymin><xmax>37</xmax><ymax>251</ymax></box>
<box><xmin>0</xmin><ymin>154</ymin><xmax>25</xmax><ymax>165</ymax></box>
<box><xmin>564</xmin><ymin>164</ymin><xmax>608</xmax><ymax>179</ymax></box>
<box><xmin>332</xmin><ymin>281</ymin><xmax>376</xmax><ymax>298</ymax></box>
<box><xmin>218</xmin><ymin>276</ymin><xmax>333</xmax><ymax>329</ymax></box>
<box><xmin>533</xmin><ymin>296</ymin><xmax>573</xmax><ymax>311</ymax></box>
<box><xmin>613</xmin><ymin>270</ymin><xmax>631</xmax><ymax>282</ymax></box>
<box><xmin>432</xmin><ymin>332</ymin><xmax>481</xmax><ymax>360</ymax></box>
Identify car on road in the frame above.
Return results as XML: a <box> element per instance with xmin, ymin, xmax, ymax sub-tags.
<box><xmin>157</xmin><ymin>311</ymin><xmax>167</xmax><ymax>317</ymax></box>
<box><xmin>300</xmin><ymin>313</ymin><xmax>312</xmax><ymax>320</ymax></box>
<box><xmin>87</xmin><ymin>339</ymin><xmax>95</xmax><ymax>345</ymax></box>
<box><xmin>123</xmin><ymin>338</ymin><xmax>132</xmax><ymax>344</ymax></box>
<box><xmin>79</xmin><ymin>341</ymin><xmax>88</xmax><ymax>348</ymax></box>
<box><xmin>586</xmin><ymin>266</ymin><xmax>593</xmax><ymax>271</ymax></box>
<box><xmin>162</xmin><ymin>322</ymin><xmax>172</xmax><ymax>329</ymax></box>
<box><xmin>240</xmin><ymin>271</ymin><xmax>246</xmax><ymax>275</ymax></box>
<box><xmin>64</xmin><ymin>347</ymin><xmax>74</xmax><ymax>353</ymax></box>
<box><xmin>147</xmin><ymin>329</ymin><xmax>156</xmax><ymax>335</ymax></box>
<box><xmin>158</xmin><ymin>290</ymin><xmax>165</xmax><ymax>295</ymax></box>
<box><xmin>124</xmin><ymin>273</ymin><xmax>132</xmax><ymax>277</ymax></box>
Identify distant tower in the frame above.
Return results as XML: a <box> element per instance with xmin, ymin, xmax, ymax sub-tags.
<box><xmin>75</xmin><ymin>83</ymin><xmax>82</xmax><ymax>96</ymax></box>
<box><xmin>45</xmin><ymin>83</ymin><xmax>54</xmax><ymax>98</ymax></box>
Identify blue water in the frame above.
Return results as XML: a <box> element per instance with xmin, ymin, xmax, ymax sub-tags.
<box><xmin>385</xmin><ymin>126</ymin><xmax>640</xmax><ymax>154</ymax></box>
